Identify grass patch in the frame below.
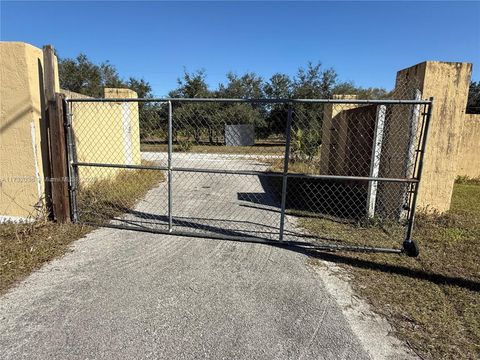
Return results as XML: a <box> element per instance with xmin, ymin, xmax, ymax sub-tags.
<box><xmin>0</xmin><ymin>221</ymin><xmax>92</xmax><ymax>293</ymax></box>
<box><xmin>306</xmin><ymin>183</ymin><xmax>480</xmax><ymax>359</ymax></box>
<box><xmin>455</xmin><ymin>175</ymin><xmax>480</xmax><ymax>185</ymax></box>
<box><xmin>269</xmin><ymin>158</ymin><xmax>322</xmax><ymax>174</ymax></box>
<box><xmin>0</xmin><ymin>161</ymin><xmax>164</xmax><ymax>293</ymax></box>
<box><xmin>77</xmin><ymin>160</ymin><xmax>164</xmax><ymax>223</ymax></box>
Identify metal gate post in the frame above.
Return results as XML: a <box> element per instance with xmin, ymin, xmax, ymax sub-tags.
<box><xmin>64</xmin><ymin>100</ymin><xmax>78</xmax><ymax>222</ymax></box>
<box><xmin>279</xmin><ymin>103</ymin><xmax>293</xmax><ymax>241</ymax></box>
<box><xmin>168</xmin><ymin>100</ymin><xmax>173</xmax><ymax>232</ymax></box>
<box><xmin>403</xmin><ymin>98</ymin><xmax>433</xmax><ymax>256</ymax></box>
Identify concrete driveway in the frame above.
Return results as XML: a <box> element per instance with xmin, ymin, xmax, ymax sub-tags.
<box><xmin>0</xmin><ymin>152</ymin><xmax>414</xmax><ymax>359</ymax></box>
<box><xmin>116</xmin><ymin>151</ymin><xmax>301</xmax><ymax>241</ymax></box>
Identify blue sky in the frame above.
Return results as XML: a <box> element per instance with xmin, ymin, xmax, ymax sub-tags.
<box><xmin>1</xmin><ymin>1</ymin><xmax>479</xmax><ymax>96</ymax></box>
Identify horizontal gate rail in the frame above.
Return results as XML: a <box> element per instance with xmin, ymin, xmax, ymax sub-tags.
<box><xmin>78</xmin><ymin>221</ymin><xmax>404</xmax><ymax>255</ymax></box>
<box><xmin>66</xmin><ymin>97</ymin><xmax>432</xmax><ymax>105</ymax></box>
<box><xmin>284</xmin><ymin>173</ymin><xmax>418</xmax><ymax>183</ymax></box>
<box><xmin>73</xmin><ymin>162</ymin><xmax>419</xmax><ymax>183</ymax></box>
<box><xmin>74</xmin><ymin>162</ymin><xmax>168</xmax><ymax>171</ymax></box>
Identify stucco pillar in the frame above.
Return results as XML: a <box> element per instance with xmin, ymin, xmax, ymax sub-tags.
<box><xmin>104</xmin><ymin>88</ymin><xmax>141</xmax><ymax>166</ymax></box>
<box><xmin>395</xmin><ymin>61</ymin><xmax>472</xmax><ymax>213</ymax></box>
<box><xmin>0</xmin><ymin>42</ymin><xmax>59</xmax><ymax>220</ymax></box>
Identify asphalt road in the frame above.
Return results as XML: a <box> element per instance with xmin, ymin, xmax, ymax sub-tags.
<box><xmin>0</xmin><ymin>153</ymin><xmax>413</xmax><ymax>359</ymax></box>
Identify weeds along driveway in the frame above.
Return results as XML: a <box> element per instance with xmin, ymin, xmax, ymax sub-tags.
<box><xmin>1</xmin><ymin>152</ymin><xmax>414</xmax><ymax>359</ymax></box>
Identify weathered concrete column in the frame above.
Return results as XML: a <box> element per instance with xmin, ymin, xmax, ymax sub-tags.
<box><xmin>104</xmin><ymin>88</ymin><xmax>141</xmax><ymax>166</ymax></box>
<box><xmin>395</xmin><ymin>61</ymin><xmax>472</xmax><ymax>213</ymax></box>
<box><xmin>0</xmin><ymin>42</ymin><xmax>59</xmax><ymax>221</ymax></box>
<box><xmin>457</xmin><ymin>113</ymin><xmax>480</xmax><ymax>179</ymax></box>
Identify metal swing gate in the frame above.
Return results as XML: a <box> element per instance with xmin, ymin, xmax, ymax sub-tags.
<box><xmin>65</xmin><ymin>96</ymin><xmax>432</xmax><ymax>256</ymax></box>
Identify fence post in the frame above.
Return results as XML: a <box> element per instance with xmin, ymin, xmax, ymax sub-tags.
<box><xmin>366</xmin><ymin>104</ymin><xmax>386</xmax><ymax>218</ymax></box>
<box><xmin>400</xmin><ymin>89</ymin><xmax>422</xmax><ymax>220</ymax></box>
<box><xmin>43</xmin><ymin>45</ymin><xmax>70</xmax><ymax>222</ymax></box>
<box><xmin>279</xmin><ymin>103</ymin><xmax>293</xmax><ymax>241</ymax></box>
<box><xmin>168</xmin><ymin>100</ymin><xmax>173</xmax><ymax>232</ymax></box>
<box><xmin>403</xmin><ymin>98</ymin><xmax>434</xmax><ymax>257</ymax></box>
<box><xmin>65</xmin><ymin>100</ymin><xmax>78</xmax><ymax>222</ymax></box>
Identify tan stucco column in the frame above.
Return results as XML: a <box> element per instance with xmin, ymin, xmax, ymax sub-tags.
<box><xmin>395</xmin><ymin>61</ymin><xmax>472</xmax><ymax>213</ymax></box>
<box><xmin>0</xmin><ymin>42</ymin><xmax>59</xmax><ymax>220</ymax></box>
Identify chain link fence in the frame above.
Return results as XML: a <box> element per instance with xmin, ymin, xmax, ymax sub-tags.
<box><xmin>65</xmin><ymin>91</ymin><xmax>432</xmax><ymax>256</ymax></box>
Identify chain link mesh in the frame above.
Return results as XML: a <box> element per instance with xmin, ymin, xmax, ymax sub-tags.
<box><xmin>67</xmin><ymin>85</ymin><xmax>429</xmax><ymax>252</ymax></box>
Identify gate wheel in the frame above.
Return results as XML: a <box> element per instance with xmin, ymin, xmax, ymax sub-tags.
<box><xmin>403</xmin><ymin>240</ymin><xmax>419</xmax><ymax>257</ymax></box>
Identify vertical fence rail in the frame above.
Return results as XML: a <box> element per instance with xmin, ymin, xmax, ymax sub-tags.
<box><xmin>168</xmin><ymin>101</ymin><xmax>173</xmax><ymax>232</ymax></box>
<box><xmin>366</xmin><ymin>104</ymin><xmax>386</xmax><ymax>218</ymax></box>
<box><xmin>65</xmin><ymin>100</ymin><xmax>78</xmax><ymax>222</ymax></box>
<box><xmin>404</xmin><ymin>98</ymin><xmax>433</xmax><ymax>254</ymax></box>
<box><xmin>279</xmin><ymin>104</ymin><xmax>293</xmax><ymax>241</ymax></box>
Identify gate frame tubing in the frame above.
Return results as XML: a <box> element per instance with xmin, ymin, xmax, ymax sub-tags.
<box><xmin>65</xmin><ymin>100</ymin><xmax>79</xmax><ymax>223</ymax></box>
<box><xmin>402</xmin><ymin>97</ymin><xmax>434</xmax><ymax>257</ymax></box>
<box><xmin>279</xmin><ymin>104</ymin><xmax>293</xmax><ymax>241</ymax></box>
<box><xmin>65</xmin><ymin>97</ymin><xmax>433</xmax><ymax>256</ymax></box>
<box><xmin>168</xmin><ymin>100</ymin><xmax>173</xmax><ymax>232</ymax></box>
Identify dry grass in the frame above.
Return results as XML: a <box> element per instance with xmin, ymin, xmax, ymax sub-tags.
<box><xmin>305</xmin><ymin>182</ymin><xmax>480</xmax><ymax>360</ymax></box>
<box><xmin>455</xmin><ymin>175</ymin><xmax>480</xmax><ymax>186</ymax></box>
<box><xmin>0</xmin><ymin>162</ymin><xmax>164</xmax><ymax>293</ymax></box>
<box><xmin>0</xmin><ymin>221</ymin><xmax>91</xmax><ymax>294</ymax></box>
<box><xmin>77</xmin><ymin>162</ymin><xmax>164</xmax><ymax>223</ymax></box>
<box><xmin>269</xmin><ymin>158</ymin><xmax>322</xmax><ymax>174</ymax></box>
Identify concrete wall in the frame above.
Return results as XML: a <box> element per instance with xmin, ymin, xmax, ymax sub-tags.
<box><xmin>68</xmin><ymin>88</ymin><xmax>141</xmax><ymax>184</ymax></box>
<box><xmin>321</xmin><ymin>103</ymin><xmax>377</xmax><ymax>177</ymax></box>
<box><xmin>320</xmin><ymin>95</ymin><xmax>360</xmax><ymax>174</ymax></box>
<box><xmin>0</xmin><ymin>41</ymin><xmax>140</xmax><ymax>220</ymax></box>
<box><xmin>393</xmin><ymin>62</ymin><xmax>472</xmax><ymax>213</ymax></box>
<box><xmin>320</xmin><ymin>62</ymin><xmax>476</xmax><ymax>215</ymax></box>
<box><xmin>457</xmin><ymin>113</ymin><xmax>480</xmax><ymax>179</ymax></box>
<box><xmin>0</xmin><ymin>42</ymin><xmax>59</xmax><ymax>220</ymax></box>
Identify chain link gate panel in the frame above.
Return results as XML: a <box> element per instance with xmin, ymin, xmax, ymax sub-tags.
<box><xmin>65</xmin><ymin>95</ymin><xmax>432</xmax><ymax>256</ymax></box>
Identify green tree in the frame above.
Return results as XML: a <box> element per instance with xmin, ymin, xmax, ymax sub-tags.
<box><xmin>59</xmin><ymin>54</ymin><xmax>103</xmax><ymax>97</ymax></box>
<box><xmin>217</xmin><ymin>72</ymin><xmax>267</xmax><ymax>137</ymax></box>
<box><xmin>333</xmin><ymin>81</ymin><xmax>389</xmax><ymax>99</ymax></box>
<box><xmin>126</xmin><ymin>77</ymin><xmax>153</xmax><ymax>98</ymax></box>
<box><xmin>264</xmin><ymin>73</ymin><xmax>293</xmax><ymax>99</ymax></box>
<box><xmin>218</xmin><ymin>72</ymin><xmax>265</xmax><ymax>99</ymax></box>
<box><xmin>467</xmin><ymin>81</ymin><xmax>480</xmax><ymax>114</ymax></box>
<box><xmin>59</xmin><ymin>53</ymin><xmax>156</xmax><ymax>140</ymax></box>
<box><xmin>168</xmin><ymin>69</ymin><xmax>219</xmax><ymax>143</ymax></box>
<box><xmin>59</xmin><ymin>54</ymin><xmax>152</xmax><ymax>98</ymax></box>
<box><xmin>264</xmin><ymin>73</ymin><xmax>293</xmax><ymax>135</ymax></box>
<box><xmin>293</xmin><ymin>62</ymin><xmax>337</xmax><ymax>99</ymax></box>
<box><xmin>169</xmin><ymin>69</ymin><xmax>211</xmax><ymax>98</ymax></box>
<box><xmin>292</xmin><ymin>62</ymin><xmax>336</xmax><ymax>145</ymax></box>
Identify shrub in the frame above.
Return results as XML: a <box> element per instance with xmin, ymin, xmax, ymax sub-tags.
<box><xmin>291</xmin><ymin>128</ymin><xmax>320</xmax><ymax>162</ymax></box>
<box><xmin>178</xmin><ymin>139</ymin><xmax>193</xmax><ymax>152</ymax></box>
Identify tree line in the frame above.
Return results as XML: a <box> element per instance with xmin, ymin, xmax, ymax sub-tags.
<box><xmin>58</xmin><ymin>54</ymin><xmax>391</xmax><ymax>142</ymax></box>
<box><xmin>59</xmin><ymin>54</ymin><xmax>480</xmax><ymax>145</ymax></box>
<box><xmin>58</xmin><ymin>53</ymin><xmax>391</xmax><ymax>100</ymax></box>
